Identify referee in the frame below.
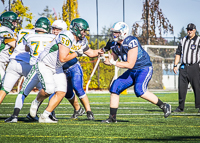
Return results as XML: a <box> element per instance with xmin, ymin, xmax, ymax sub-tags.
<box><xmin>173</xmin><ymin>23</ymin><xmax>200</xmax><ymax>112</ymax></box>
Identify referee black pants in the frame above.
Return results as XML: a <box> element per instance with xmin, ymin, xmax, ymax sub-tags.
<box><xmin>178</xmin><ymin>63</ymin><xmax>200</xmax><ymax>110</ymax></box>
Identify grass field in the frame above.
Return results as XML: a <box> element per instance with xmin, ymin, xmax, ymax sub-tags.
<box><xmin>1</xmin><ymin>91</ymin><xmax>200</xmax><ymax>143</ymax></box>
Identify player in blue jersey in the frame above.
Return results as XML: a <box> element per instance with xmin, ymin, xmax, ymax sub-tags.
<box><xmin>101</xmin><ymin>22</ymin><xmax>171</xmax><ymax>123</ymax></box>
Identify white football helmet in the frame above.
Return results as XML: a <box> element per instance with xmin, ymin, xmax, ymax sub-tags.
<box><xmin>52</xmin><ymin>20</ymin><xmax>67</xmax><ymax>31</ymax></box>
<box><xmin>110</xmin><ymin>22</ymin><xmax>129</xmax><ymax>42</ymax></box>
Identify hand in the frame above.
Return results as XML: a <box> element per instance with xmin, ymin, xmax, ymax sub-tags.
<box><xmin>108</xmin><ymin>51</ymin><xmax>116</xmax><ymax>65</ymax></box>
<box><xmin>173</xmin><ymin>67</ymin><xmax>178</xmax><ymax>74</ymax></box>
<box><xmin>101</xmin><ymin>39</ymin><xmax>114</xmax><ymax>53</ymax></box>
<box><xmin>75</xmin><ymin>48</ymin><xmax>83</xmax><ymax>57</ymax></box>
<box><xmin>99</xmin><ymin>54</ymin><xmax>105</xmax><ymax>62</ymax></box>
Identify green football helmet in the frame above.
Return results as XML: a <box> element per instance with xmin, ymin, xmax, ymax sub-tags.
<box><xmin>0</xmin><ymin>11</ymin><xmax>18</xmax><ymax>30</ymax></box>
<box><xmin>70</xmin><ymin>18</ymin><xmax>90</xmax><ymax>39</ymax></box>
<box><xmin>35</xmin><ymin>17</ymin><xmax>51</xmax><ymax>33</ymax></box>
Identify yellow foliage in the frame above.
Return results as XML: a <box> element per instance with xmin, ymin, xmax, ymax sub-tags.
<box><xmin>62</xmin><ymin>0</ymin><xmax>79</xmax><ymax>30</ymax></box>
<box><xmin>10</xmin><ymin>0</ymin><xmax>34</xmax><ymax>31</ymax></box>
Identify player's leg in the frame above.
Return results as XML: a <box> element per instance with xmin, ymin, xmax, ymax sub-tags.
<box><xmin>48</xmin><ymin>93</ymin><xmax>58</xmax><ymax>121</ymax></box>
<box><xmin>70</xmin><ymin>64</ymin><xmax>94</xmax><ymax>119</ymax></box>
<box><xmin>134</xmin><ymin>67</ymin><xmax>171</xmax><ymax>118</ymax></box>
<box><xmin>102</xmin><ymin>70</ymin><xmax>133</xmax><ymax>123</ymax></box>
<box><xmin>65</xmin><ymin>79</ymin><xmax>85</xmax><ymax>119</ymax></box>
<box><xmin>39</xmin><ymin>66</ymin><xmax>67</xmax><ymax>123</ymax></box>
<box><xmin>30</xmin><ymin>62</ymin><xmax>55</xmax><ymax>118</ymax></box>
<box><xmin>5</xmin><ymin>62</ymin><xmax>38</xmax><ymax>122</ymax></box>
<box><xmin>0</xmin><ymin>60</ymin><xmax>26</xmax><ymax>104</ymax></box>
<box><xmin>0</xmin><ymin>62</ymin><xmax>6</xmax><ymax>88</ymax></box>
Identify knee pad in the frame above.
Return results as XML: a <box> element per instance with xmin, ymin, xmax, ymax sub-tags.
<box><xmin>134</xmin><ymin>83</ymin><xmax>145</xmax><ymax>97</ymax></box>
<box><xmin>109</xmin><ymin>80</ymin><xmax>127</xmax><ymax>95</ymax></box>
<box><xmin>65</xmin><ymin>92</ymin><xmax>75</xmax><ymax>100</ymax></box>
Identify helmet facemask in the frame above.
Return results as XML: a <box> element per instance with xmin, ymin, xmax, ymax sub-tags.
<box><xmin>35</xmin><ymin>17</ymin><xmax>51</xmax><ymax>33</ymax></box>
<box><xmin>70</xmin><ymin>18</ymin><xmax>90</xmax><ymax>40</ymax></box>
<box><xmin>110</xmin><ymin>22</ymin><xmax>129</xmax><ymax>42</ymax></box>
<box><xmin>0</xmin><ymin>11</ymin><xmax>19</xmax><ymax>30</ymax></box>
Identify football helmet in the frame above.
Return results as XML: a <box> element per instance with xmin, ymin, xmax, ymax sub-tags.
<box><xmin>70</xmin><ymin>18</ymin><xmax>90</xmax><ymax>40</ymax></box>
<box><xmin>52</xmin><ymin>20</ymin><xmax>67</xmax><ymax>31</ymax></box>
<box><xmin>35</xmin><ymin>17</ymin><xmax>51</xmax><ymax>33</ymax></box>
<box><xmin>0</xmin><ymin>11</ymin><xmax>19</xmax><ymax>30</ymax></box>
<box><xmin>110</xmin><ymin>22</ymin><xmax>129</xmax><ymax>42</ymax></box>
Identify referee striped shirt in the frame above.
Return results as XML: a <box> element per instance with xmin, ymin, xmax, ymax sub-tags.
<box><xmin>176</xmin><ymin>35</ymin><xmax>200</xmax><ymax>64</ymax></box>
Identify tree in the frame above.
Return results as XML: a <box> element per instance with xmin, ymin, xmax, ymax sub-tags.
<box><xmin>1</xmin><ymin>0</ymin><xmax>4</xmax><ymax>5</ymax></box>
<box><xmin>10</xmin><ymin>0</ymin><xmax>34</xmax><ymax>31</ymax></box>
<box><xmin>38</xmin><ymin>6</ymin><xmax>55</xmax><ymax>24</ymax></box>
<box><xmin>178</xmin><ymin>27</ymin><xmax>187</xmax><ymax>40</ymax></box>
<box><xmin>132</xmin><ymin>0</ymin><xmax>173</xmax><ymax>45</ymax></box>
<box><xmin>62</xmin><ymin>0</ymin><xmax>79</xmax><ymax>29</ymax></box>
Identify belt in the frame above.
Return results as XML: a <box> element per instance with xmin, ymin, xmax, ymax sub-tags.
<box><xmin>63</xmin><ymin>62</ymin><xmax>79</xmax><ymax>72</ymax></box>
<box><xmin>183</xmin><ymin>63</ymin><xmax>197</xmax><ymax>66</ymax></box>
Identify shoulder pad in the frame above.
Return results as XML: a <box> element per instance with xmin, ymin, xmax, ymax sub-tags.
<box><xmin>0</xmin><ymin>26</ymin><xmax>14</xmax><ymax>38</ymax></box>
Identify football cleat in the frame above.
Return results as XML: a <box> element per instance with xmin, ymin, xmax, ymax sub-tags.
<box><xmin>172</xmin><ymin>108</ymin><xmax>184</xmax><ymax>112</ymax></box>
<box><xmin>162</xmin><ymin>103</ymin><xmax>171</xmax><ymax>118</ymax></box>
<box><xmin>49</xmin><ymin>111</ymin><xmax>58</xmax><ymax>121</ymax></box>
<box><xmin>30</xmin><ymin>100</ymin><xmax>40</xmax><ymax>118</ymax></box>
<box><xmin>87</xmin><ymin>111</ymin><xmax>95</xmax><ymax>120</ymax></box>
<box><xmin>70</xmin><ymin>107</ymin><xmax>85</xmax><ymax>119</ymax></box>
<box><xmin>39</xmin><ymin>114</ymin><xmax>58</xmax><ymax>123</ymax></box>
<box><xmin>101</xmin><ymin>115</ymin><xmax>117</xmax><ymax>123</ymax></box>
<box><xmin>5</xmin><ymin>115</ymin><xmax>18</xmax><ymax>123</ymax></box>
<box><xmin>26</xmin><ymin>113</ymin><xmax>39</xmax><ymax>121</ymax></box>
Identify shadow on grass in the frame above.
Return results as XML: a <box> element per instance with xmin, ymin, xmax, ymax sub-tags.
<box><xmin>123</xmin><ymin>136</ymin><xmax>200</xmax><ymax>141</ymax></box>
<box><xmin>145</xmin><ymin>110</ymin><xmax>162</xmax><ymax>112</ymax></box>
<box><xmin>0</xmin><ymin>117</ymin><xmax>38</xmax><ymax>123</ymax></box>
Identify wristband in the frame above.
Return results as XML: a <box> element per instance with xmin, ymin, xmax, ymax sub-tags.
<box><xmin>174</xmin><ymin>65</ymin><xmax>177</xmax><ymax>67</ymax></box>
<box><xmin>109</xmin><ymin>58</ymin><xmax>117</xmax><ymax>66</ymax></box>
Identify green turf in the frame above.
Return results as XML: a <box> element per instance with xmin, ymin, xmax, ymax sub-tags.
<box><xmin>1</xmin><ymin>92</ymin><xmax>200</xmax><ymax>143</ymax></box>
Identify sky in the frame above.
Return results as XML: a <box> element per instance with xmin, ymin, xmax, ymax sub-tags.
<box><xmin>0</xmin><ymin>0</ymin><xmax>200</xmax><ymax>38</ymax></box>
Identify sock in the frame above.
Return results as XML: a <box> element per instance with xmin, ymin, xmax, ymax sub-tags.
<box><xmin>34</xmin><ymin>99</ymin><xmax>40</xmax><ymax>104</ymax></box>
<box><xmin>43</xmin><ymin>110</ymin><xmax>51</xmax><ymax>117</ymax></box>
<box><xmin>14</xmin><ymin>94</ymin><xmax>26</xmax><ymax>110</ymax></box>
<box><xmin>110</xmin><ymin>108</ymin><xmax>118</xmax><ymax>119</ymax></box>
<box><xmin>13</xmin><ymin>108</ymin><xmax>20</xmax><ymax>117</ymax></box>
<box><xmin>156</xmin><ymin>99</ymin><xmax>165</xmax><ymax>109</ymax></box>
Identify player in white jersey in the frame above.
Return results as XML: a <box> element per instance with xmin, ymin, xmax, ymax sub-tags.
<box><xmin>0</xmin><ymin>11</ymin><xmax>18</xmax><ymax>89</ymax></box>
<box><xmin>0</xmin><ymin>28</ymin><xmax>35</xmax><ymax>104</ymax></box>
<box><xmin>4</xmin><ymin>17</ymin><xmax>54</xmax><ymax>122</ymax></box>
<box><xmin>29</xmin><ymin>18</ymin><xmax>103</xmax><ymax>123</ymax></box>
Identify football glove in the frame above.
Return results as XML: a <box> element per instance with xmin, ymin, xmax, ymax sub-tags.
<box><xmin>109</xmin><ymin>57</ymin><xmax>117</xmax><ymax>65</ymax></box>
<box><xmin>75</xmin><ymin>48</ymin><xmax>83</xmax><ymax>57</ymax></box>
<box><xmin>102</xmin><ymin>39</ymin><xmax>114</xmax><ymax>52</ymax></box>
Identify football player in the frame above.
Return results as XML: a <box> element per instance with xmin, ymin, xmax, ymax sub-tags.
<box><xmin>49</xmin><ymin>20</ymin><xmax>95</xmax><ymax>120</ymax></box>
<box><xmin>4</xmin><ymin>17</ymin><xmax>54</xmax><ymax>122</ymax></box>
<box><xmin>101</xmin><ymin>22</ymin><xmax>171</xmax><ymax>123</ymax></box>
<box><xmin>29</xmin><ymin>18</ymin><xmax>102</xmax><ymax>123</ymax></box>
<box><xmin>0</xmin><ymin>11</ymin><xmax>18</xmax><ymax>89</ymax></box>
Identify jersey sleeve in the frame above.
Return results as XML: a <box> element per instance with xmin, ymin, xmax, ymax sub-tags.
<box><xmin>81</xmin><ymin>37</ymin><xmax>89</xmax><ymax>52</ymax></box>
<box><xmin>128</xmin><ymin>39</ymin><xmax>139</xmax><ymax>49</ymax></box>
<box><xmin>56</xmin><ymin>32</ymin><xmax>72</xmax><ymax>49</ymax></box>
<box><xmin>176</xmin><ymin>42</ymin><xmax>182</xmax><ymax>56</ymax></box>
